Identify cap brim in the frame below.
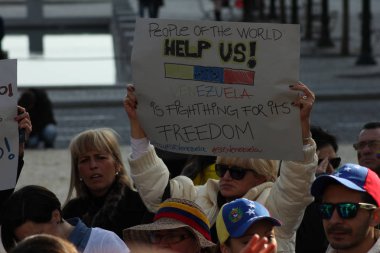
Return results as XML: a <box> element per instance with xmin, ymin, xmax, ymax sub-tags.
<box><xmin>123</xmin><ymin>219</ymin><xmax>216</xmax><ymax>249</ymax></box>
<box><xmin>311</xmin><ymin>174</ymin><xmax>365</xmax><ymax>198</ymax></box>
<box><xmin>231</xmin><ymin>216</ymin><xmax>282</xmax><ymax>238</ymax></box>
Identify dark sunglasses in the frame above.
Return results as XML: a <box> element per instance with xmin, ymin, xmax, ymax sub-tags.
<box><xmin>215</xmin><ymin>164</ymin><xmax>250</xmax><ymax>180</ymax></box>
<box><xmin>317</xmin><ymin>157</ymin><xmax>341</xmax><ymax>169</ymax></box>
<box><xmin>318</xmin><ymin>202</ymin><xmax>377</xmax><ymax>220</ymax></box>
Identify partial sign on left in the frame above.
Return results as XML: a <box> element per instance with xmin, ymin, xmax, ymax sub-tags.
<box><xmin>0</xmin><ymin>59</ymin><xmax>19</xmax><ymax>190</ymax></box>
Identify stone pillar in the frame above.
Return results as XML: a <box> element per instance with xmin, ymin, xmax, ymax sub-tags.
<box><xmin>27</xmin><ymin>0</ymin><xmax>44</xmax><ymax>53</ymax></box>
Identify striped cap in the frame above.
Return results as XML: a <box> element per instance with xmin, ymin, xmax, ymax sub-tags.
<box><xmin>154</xmin><ymin>198</ymin><xmax>211</xmax><ymax>240</ymax></box>
<box><xmin>123</xmin><ymin>198</ymin><xmax>215</xmax><ymax>249</ymax></box>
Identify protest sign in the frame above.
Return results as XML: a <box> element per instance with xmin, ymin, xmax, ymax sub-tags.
<box><xmin>132</xmin><ymin>18</ymin><xmax>303</xmax><ymax>160</ymax></box>
<box><xmin>0</xmin><ymin>59</ymin><xmax>19</xmax><ymax>190</ymax></box>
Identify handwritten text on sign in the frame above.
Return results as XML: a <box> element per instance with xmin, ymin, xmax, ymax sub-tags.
<box><xmin>0</xmin><ymin>59</ymin><xmax>19</xmax><ymax>190</ymax></box>
<box><xmin>132</xmin><ymin>19</ymin><xmax>302</xmax><ymax>160</ymax></box>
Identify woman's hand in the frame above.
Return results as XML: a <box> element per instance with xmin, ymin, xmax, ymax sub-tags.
<box><xmin>124</xmin><ymin>84</ymin><xmax>138</xmax><ymax>120</ymax></box>
<box><xmin>15</xmin><ymin>106</ymin><xmax>32</xmax><ymax>157</ymax></box>
<box><xmin>240</xmin><ymin>234</ymin><xmax>276</xmax><ymax>253</ymax></box>
<box><xmin>123</xmin><ymin>84</ymin><xmax>147</xmax><ymax>139</ymax></box>
<box><xmin>289</xmin><ymin>82</ymin><xmax>315</xmax><ymax>144</ymax></box>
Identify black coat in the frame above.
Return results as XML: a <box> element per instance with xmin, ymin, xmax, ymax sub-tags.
<box><xmin>296</xmin><ymin>201</ymin><xmax>328</xmax><ymax>253</ymax></box>
<box><xmin>63</xmin><ymin>184</ymin><xmax>154</xmax><ymax>238</ymax></box>
<box><xmin>0</xmin><ymin>158</ymin><xmax>24</xmax><ymax>223</ymax></box>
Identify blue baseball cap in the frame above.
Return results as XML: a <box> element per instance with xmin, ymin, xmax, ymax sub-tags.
<box><xmin>216</xmin><ymin>198</ymin><xmax>281</xmax><ymax>244</ymax></box>
<box><xmin>311</xmin><ymin>163</ymin><xmax>380</xmax><ymax>206</ymax></box>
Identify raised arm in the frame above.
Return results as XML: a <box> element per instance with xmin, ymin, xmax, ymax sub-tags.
<box><xmin>265</xmin><ymin>82</ymin><xmax>318</xmax><ymax>251</ymax></box>
<box><xmin>123</xmin><ymin>85</ymin><xmax>198</xmax><ymax>212</ymax></box>
<box><xmin>15</xmin><ymin>106</ymin><xmax>32</xmax><ymax>158</ymax></box>
<box><xmin>289</xmin><ymin>81</ymin><xmax>315</xmax><ymax>145</ymax></box>
<box><xmin>123</xmin><ymin>84</ymin><xmax>147</xmax><ymax>140</ymax></box>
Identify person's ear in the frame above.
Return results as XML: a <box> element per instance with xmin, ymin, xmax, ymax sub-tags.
<box><xmin>220</xmin><ymin>243</ymin><xmax>231</xmax><ymax>253</ymax></box>
<box><xmin>370</xmin><ymin>208</ymin><xmax>380</xmax><ymax>227</ymax></box>
<box><xmin>51</xmin><ymin>209</ymin><xmax>62</xmax><ymax>224</ymax></box>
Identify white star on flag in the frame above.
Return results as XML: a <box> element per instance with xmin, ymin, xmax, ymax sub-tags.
<box><xmin>343</xmin><ymin>167</ymin><xmax>351</xmax><ymax>172</ymax></box>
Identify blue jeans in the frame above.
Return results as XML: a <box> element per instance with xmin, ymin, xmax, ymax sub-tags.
<box><xmin>27</xmin><ymin>124</ymin><xmax>57</xmax><ymax>149</ymax></box>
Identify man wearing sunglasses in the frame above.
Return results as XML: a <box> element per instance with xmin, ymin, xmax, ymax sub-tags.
<box><xmin>311</xmin><ymin>163</ymin><xmax>380</xmax><ymax>253</ymax></box>
<box><xmin>354</xmin><ymin>122</ymin><xmax>380</xmax><ymax>177</ymax></box>
<box><xmin>124</xmin><ymin>82</ymin><xmax>318</xmax><ymax>252</ymax></box>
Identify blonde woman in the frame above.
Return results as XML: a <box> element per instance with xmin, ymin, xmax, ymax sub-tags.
<box><xmin>63</xmin><ymin>128</ymin><xmax>153</xmax><ymax>238</ymax></box>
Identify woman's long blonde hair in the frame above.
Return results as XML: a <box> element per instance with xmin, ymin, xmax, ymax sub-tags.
<box><xmin>65</xmin><ymin>128</ymin><xmax>133</xmax><ymax>204</ymax></box>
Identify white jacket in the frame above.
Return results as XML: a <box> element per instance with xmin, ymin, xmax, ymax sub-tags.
<box><xmin>128</xmin><ymin>141</ymin><xmax>317</xmax><ymax>253</ymax></box>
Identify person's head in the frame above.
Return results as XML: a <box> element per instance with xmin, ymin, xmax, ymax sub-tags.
<box><xmin>215</xmin><ymin>157</ymin><xmax>278</xmax><ymax>201</ymax></box>
<box><xmin>9</xmin><ymin>234</ymin><xmax>78</xmax><ymax>253</ymax></box>
<box><xmin>18</xmin><ymin>90</ymin><xmax>36</xmax><ymax>111</ymax></box>
<box><xmin>311</xmin><ymin>125</ymin><xmax>340</xmax><ymax>174</ymax></box>
<box><xmin>66</xmin><ymin>128</ymin><xmax>133</xmax><ymax>201</ymax></box>
<box><xmin>1</xmin><ymin>185</ymin><xmax>64</xmax><ymax>251</ymax></box>
<box><xmin>216</xmin><ymin>198</ymin><xmax>281</xmax><ymax>253</ymax></box>
<box><xmin>355</xmin><ymin>122</ymin><xmax>380</xmax><ymax>175</ymax></box>
<box><xmin>311</xmin><ymin>163</ymin><xmax>380</xmax><ymax>252</ymax></box>
<box><xmin>123</xmin><ymin>198</ymin><xmax>216</xmax><ymax>253</ymax></box>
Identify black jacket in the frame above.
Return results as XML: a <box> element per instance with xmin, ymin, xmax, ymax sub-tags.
<box><xmin>63</xmin><ymin>183</ymin><xmax>154</xmax><ymax>238</ymax></box>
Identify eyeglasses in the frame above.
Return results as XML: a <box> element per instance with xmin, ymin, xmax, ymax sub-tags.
<box><xmin>149</xmin><ymin>232</ymin><xmax>192</xmax><ymax>245</ymax></box>
<box><xmin>317</xmin><ymin>157</ymin><xmax>341</xmax><ymax>169</ymax></box>
<box><xmin>318</xmin><ymin>202</ymin><xmax>377</xmax><ymax>220</ymax></box>
<box><xmin>215</xmin><ymin>164</ymin><xmax>251</xmax><ymax>180</ymax></box>
<box><xmin>353</xmin><ymin>140</ymin><xmax>380</xmax><ymax>151</ymax></box>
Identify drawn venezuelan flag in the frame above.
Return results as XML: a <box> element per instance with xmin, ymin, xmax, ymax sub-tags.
<box><xmin>164</xmin><ymin>63</ymin><xmax>255</xmax><ymax>86</ymax></box>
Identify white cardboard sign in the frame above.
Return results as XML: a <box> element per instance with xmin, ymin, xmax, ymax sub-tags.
<box><xmin>132</xmin><ymin>18</ymin><xmax>303</xmax><ymax>160</ymax></box>
<box><xmin>0</xmin><ymin>59</ymin><xmax>19</xmax><ymax>190</ymax></box>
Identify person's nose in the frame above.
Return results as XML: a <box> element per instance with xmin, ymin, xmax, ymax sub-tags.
<box><xmin>221</xmin><ymin>170</ymin><xmax>232</xmax><ymax>180</ymax></box>
<box><xmin>329</xmin><ymin>208</ymin><xmax>343</xmax><ymax>223</ymax></box>
<box><xmin>89</xmin><ymin>157</ymin><xmax>98</xmax><ymax>169</ymax></box>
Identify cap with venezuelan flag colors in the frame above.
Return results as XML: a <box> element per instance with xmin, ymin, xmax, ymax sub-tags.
<box><xmin>216</xmin><ymin>198</ymin><xmax>281</xmax><ymax>244</ymax></box>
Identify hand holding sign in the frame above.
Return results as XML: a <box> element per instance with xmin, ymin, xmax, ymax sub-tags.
<box><xmin>124</xmin><ymin>84</ymin><xmax>147</xmax><ymax>140</ymax></box>
<box><xmin>15</xmin><ymin>106</ymin><xmax>32</xmax><ymax>157</ymax></box>
<box><xmin>289</xmin><ymin>82</ymin><xmax>315</xmax><ymax>144</ymax></box>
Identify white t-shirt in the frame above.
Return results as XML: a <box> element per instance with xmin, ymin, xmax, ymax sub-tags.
<box><xmin>84</xmin><ymin>228</ymin><xmax>130</xmax><ymax>253</ymax></box>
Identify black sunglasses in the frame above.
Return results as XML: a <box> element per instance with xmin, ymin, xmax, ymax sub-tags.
<box><xmin>317</xmin><ymin>157</ymin><xmax>341</xmax><ymax>169</ymax></box>
<box><xmin>215</xmin><ymin>164</ymin><xmax>250</xmax><ymax>180</ymax></box>
<box><xmin>318</xmin><ymin>202</ymin><xmax>377</xmax><ymax>220</ymax></box>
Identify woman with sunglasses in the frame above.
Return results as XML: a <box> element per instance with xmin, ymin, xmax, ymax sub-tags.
<box><xmin>123</xmin><ymin>82</ymin><xmax>318</xmax><ymax>252</ymax></box>
<box><xmin>296</xmin><ymin>125</ymin><xmax>341</xmax><ymax>252</ymax></box>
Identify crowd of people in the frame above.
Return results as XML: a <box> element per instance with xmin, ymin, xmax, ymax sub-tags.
<box><xmin>1</xmin><ymin>81</ymin><xmax>380</xmax><ymax>253</ymax></box>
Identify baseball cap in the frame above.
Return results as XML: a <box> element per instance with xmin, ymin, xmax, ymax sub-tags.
<box><xmin>216</xmin><ymin>198</ymin><xmax>281</xmax><ymax>244</ymax></box>
<box><xmin>311</xmin><ymin>163</ymin><xmax>380</xmax><ymax>206</ymax></box>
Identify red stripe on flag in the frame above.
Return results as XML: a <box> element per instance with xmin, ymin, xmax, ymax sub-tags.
<box><xmin>224</xmin><ymin>69</ymin><xmax>254</xmax><ymax>85</ymax></box>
